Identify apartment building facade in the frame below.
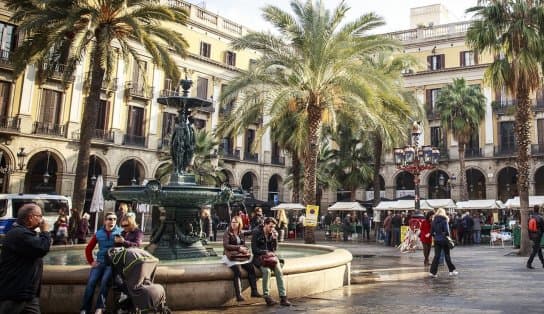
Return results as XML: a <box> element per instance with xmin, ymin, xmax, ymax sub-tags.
<box><xmin>370</xmin><ymin>5</ymin><xmax>544</xmax><ymax>204</ymax></box>
<box><xmin>0</xmin><ymin>0</ymin><xmax>290</xmax><ymax>209</ymax></box>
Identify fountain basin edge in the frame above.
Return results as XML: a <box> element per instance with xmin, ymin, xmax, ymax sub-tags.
<box><xmin>41</xmin><ymin>243</ymin><xmax>352</xmax><ymax>312</ymax></box>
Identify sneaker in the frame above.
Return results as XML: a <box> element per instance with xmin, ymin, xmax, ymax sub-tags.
<box><xmin>428</xmin><ymin>272</ymin><xmax>437</xmax><ymax>278</ymax></box>
<box><xmin>95</xmin><ymin>309</ymin><xmax>104</xmax><ymax>314</ymax></box>
<box><xmin>118</xmin><ymin>292</ymin><xmax>128</xmax><ymax>303</ymax></box>
<box><xmin>449</xmin><ymin>270</ymin><xmax>459</xmax><ymax>276</ymax></box>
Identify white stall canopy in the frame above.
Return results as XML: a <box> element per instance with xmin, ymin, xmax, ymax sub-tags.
<box><xmin>425</xmin><ymin>199</ymin><xmax>456</xmax><ymax>209</ymax></box>
<box><xmin>328</xmin><ymin>202</ymin><xmax>366</xmax><ymax>211</ymax></box>
<box><xmin>271</xmin><ymin>203</ymin><xmax>305</xmax><ymax>211</ymax></box>
<box><xmin>374</xmin><ymin>200</ymin><xmax>432</xmax><ymax>211</ymax></box>
<box><xmin>504</xmin><ymin>196</ymin><xmax>544</xmax><ymax>209</ymax></box>
<box><xmin>456</xmin><ymin>199</ymin><xmax>505</xmax><ymax>210</ymax></box>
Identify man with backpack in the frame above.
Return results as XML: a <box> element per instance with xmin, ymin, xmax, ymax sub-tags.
<box><xmin>527</xmin><ymin>205</ymin><xmax>544</xmax><ymax>269</ymax></box>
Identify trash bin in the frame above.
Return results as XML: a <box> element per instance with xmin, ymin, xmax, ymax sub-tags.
<box><xmin>513</xmin><ymin>226</ymin><xmax>520</xmax><ymax>248</ymax></box>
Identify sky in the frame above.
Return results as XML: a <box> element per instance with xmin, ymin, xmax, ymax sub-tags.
<box><xmin>187</xmin><ymin>0</ymin><xmax>479</xmax><ymax>33</ymax></box>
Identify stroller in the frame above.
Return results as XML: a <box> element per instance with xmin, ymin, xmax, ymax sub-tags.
<box><xmin>107</xmin><ymin>247</ymin><xmax>169</xmax><ymax>314</ymax></box>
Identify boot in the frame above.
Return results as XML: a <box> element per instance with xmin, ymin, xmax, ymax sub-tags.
<box><xmin>233</xmin><ymin>277</ymin><xmax>245</xmax><ymax>301</ymax></box>
<box><xmin>264</xmin><ymin>296</ymin><xmax>277</xmax><ymax>306</ymax></box>
<box><xmin>247</xmin><ymin>271</ymin><xmax>261</xmax><ymax>297</ymax></box>
<box><xmin>280</xmin><ymin>296</ymin><xmax>291</xmax><ymax>306</ymax></box>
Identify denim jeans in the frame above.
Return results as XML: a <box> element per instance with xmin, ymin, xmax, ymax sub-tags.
<box><xmin>473</xmin><ymin>230</ymin><xmax>481</xmax><ymax>244</ymax></box>
<box><xmin>80</xmin><ymin>263</ymin><xmax>113</xmax><ymax>313</ymax></box>
<box><xmin>260</xmin><ymin>264</ymin><xmax>286</xmax><ymax>297</ymax></box>
<box><xmin>392</xmin><ymin>228</ymin><xmax>401</xmax><ymax>246</ymax></box>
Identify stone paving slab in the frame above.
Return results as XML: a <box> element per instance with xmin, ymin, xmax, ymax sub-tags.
<box><xmin>174</xmin><ymin>241</ymin><xmax>544</xmax><ymax>314</ymax></box>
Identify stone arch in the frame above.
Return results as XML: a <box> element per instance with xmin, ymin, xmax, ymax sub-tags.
<box><xmin>240</xmin><ymin>171</ymin><xmax>259</xmax><ymax>196</ymax></box>
<box><xmin>117</xmin><ymin>158</ymin><xmax>146</xmax><ymax>186</ymax></box>
<box><xmin>220</xmin><ymin>169</ymin><xmax>235</xmax><ymax>186</ymax></box>
<box><xmin>115</xmin><ymin>156</ymin><xmax>149</xmax><ymax>180</ymax></box>
<box><xmin>426</xmin><ymin>169</ymin><xmax>451</xmax><ymax>199</ymax></box>
<box><xmin>70</xmin><ymin>153</ymin><xmax>112</xmax><ymax>176</ymax></box>
<box><xmin>268</xmin><ymin>174</ymin><xmax>283</xmax><ymax>203</ymax></box>
<box><xmin>466</xmin><ymin>167</ymin><xmax>487</xmax><ymax>200</ymax></box>
<box><xmin>0</xmin><ymin>146</ymin><xmax>16</xmax><ymax>193</ymax></box>
<box><xmin>534</xmin><ymin>166</ymin><xmax>544</xmax><ymax>195</ymax></box>
<box><xmin>24</xmin><ymin>150</ymin><xmax>63</xmax><ymax>194</ymax></box>
<box><xmin>496</xmin><ymin>166</ymin><xmax>518</xmax><ymax>202</ymax></box>
<box><xmin>394</xmin><ymin>171</ymin><xmax>415</xmax><ymax>198</ymax></box>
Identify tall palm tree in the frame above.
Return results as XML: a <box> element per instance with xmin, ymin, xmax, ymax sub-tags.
<box><xmin>7</xmin><ymin>0</ymin><xmax>189</xmax><ymax>211</ymax></box>
<box><xmin>466</xmin><ymin>0</ymin><xmax>544</xmax><ymax>255</ymax></box>
<box><xmin>219</xmin><ymin>0</ymin><xmax>402</xmax><ymax>243</ymax></box>
<box><xmin>435</xmin><ymin>78</ymin><xmax>486</xmax><ymax>201</ymax></box>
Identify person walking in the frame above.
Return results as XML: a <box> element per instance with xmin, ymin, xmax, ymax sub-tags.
<box><xmin>391</xmin><ymin>212</ymin><xmax>402</xmax><ymax>247</ymax></box>
<box><xmin>527</xmin><ymin>205</ymin><xmax>544</xmax><ymax>269</ymax></box>
<box><xmin>222</xmin><ymin>215</ymin><xmax>261</xmax><ymax>301</ymax></box>
<box><xmin>80</xmin><ymin>212</ymin><xmax>122</xmax><ymax>314</ymax></box>
<box><xmin>69</xmin><ymin>207</ymin><xmax>81</xmax><ymax>244</ymax></box>
<box><xmin>472</xmin><ymin>213</ymin><xmax>482</xmax><ymax>244</ymax></box>
<box><xmin>362</xmin><ymin>213</ymin><xmax>371</xmax><ymax>241</ymax></box>
<box><xmin>276</xmin><ymin>209</ymin><xmax>288</xmax><ymax>242</ymax></box>
<box><xmin>383</xmin><ymin>211</ymin><xmax>392</xmax><ymax>246</ymax></box>
<box><xmin>76</xmin><ymin>213</ymin><xmax>90</xmax><ymax>244</ymax></box>
<box><xmin>211</xmin><ymin>212</ymin><xmax>220</xmax><ymax>241</ymax></box>
<box><xmin>429</xmin><ymin>208</ymin><xmax>458</xmax><ymax>278</ymax></box>
<box><xmin>252</xmin><ymin>217</ymin><xmax>291</xmax><ymax>307</ymax></box>
<box><xmin>342</xmin><ymin>214</ymin><xmax>352</xmax><ymax>241</ymax></box>
<box><xmin>0</xmin><ymin>203</ymin><xmax>52</xmax><ymax>314</ymax></box>
<box><xmin>420</xmin><ymin>211</ymin><xmax>434</xmax><ymax>266</ymax></box>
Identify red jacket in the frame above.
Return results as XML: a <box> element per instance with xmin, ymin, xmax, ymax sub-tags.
<box><xmin>419</xmin><ymin>219</ymin><xmax>432</xmax><ymax>244</ymax></box>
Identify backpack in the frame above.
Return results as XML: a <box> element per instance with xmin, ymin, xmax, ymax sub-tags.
<box><xmin>529</xmin><ymin>217</ymin><xmax>539</xmax><ymax>233</ymax></box>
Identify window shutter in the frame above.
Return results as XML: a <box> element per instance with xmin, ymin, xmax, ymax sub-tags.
<box><xmin>440</xmin><ymin>54</ymin><xmax>445</xmax><ymax>69</ymax></box>
<box><xmin>199</xmin><ymin>42</ymin><xmax>203</xmax><ymax>56</ymax></box>
<box><xmin>426</xmin><ymin>89</ymin><xmax>432</xmax><ymax>107</ymax></box>
<box><xmin>460</xmin><ymin>52</ymin><xmax>465</xmax><ymax>67</ymax></box>
<box><xmin>427</xmin><ymin>56</ymin><xmax>432</xmax><ymax>70</ymax></box>
<box><xmin>474</xmin><ymin>50</ymin><xmax>479</xmax><ymax>64</ymax></box>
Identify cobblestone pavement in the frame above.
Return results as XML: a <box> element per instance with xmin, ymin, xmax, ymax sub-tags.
<box><xmin>175</xmin><ymin>240</ymin><xmax>544</xmax><ymax>314</ymax></box>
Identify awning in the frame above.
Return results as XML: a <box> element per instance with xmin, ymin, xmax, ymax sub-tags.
<box><xmin>456</xmin><ymin>199</ymin><xmax>505</xmax><ymax>210</ymax></box>
<box><xmin>374</xmin><ymin>201</ymin><xmax>398</xmax><ymax>211</ymax></box>
<box><xmin>504</xmin><ymin>196</ymin><xmax>544</xmax><ymax>209</ymax></box>
<box><xmin>426</xmin><ymin>199</ymin><xmax>456</xmax><ymax>209</ymax></box>
<box><xmin>374</xmin><ymin>200</ymin><xmax>432</xmax><ymax>211</ymax></box>
<box><xmin>328</xmin><ymin>202</ymin><xmax>366</xmax><ymax>211</ymax></box>
<box><xmin>271</xmin><ymin>203</ymin><xmax>305</xmax><ymax>211</ymax></box>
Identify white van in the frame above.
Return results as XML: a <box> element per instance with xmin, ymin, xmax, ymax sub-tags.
<box><xmin>0</xmin><ymin>194</ymin><xmax>72</xmax><ymax>236</ymax></box>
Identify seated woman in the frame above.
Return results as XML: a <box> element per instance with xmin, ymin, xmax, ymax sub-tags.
<box><xmin>222</xmin><ymin>215</ymin><xmax>261</xmax><ymax>301</ymax></box>
<box><xmin>116</xmin><ymin>213</ymin><xmax>143</xmax><ymax>248</ymax></box>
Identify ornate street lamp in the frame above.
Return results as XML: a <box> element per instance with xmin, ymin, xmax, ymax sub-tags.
<box><xmin>393</xmin><ymin>122</ymin><xmax>440</xmax><ymax>210</ymax></box>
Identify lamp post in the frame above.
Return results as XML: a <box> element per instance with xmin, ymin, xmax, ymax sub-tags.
<box><xmin>393</xmin><ymin>122</ymin><xmax>440</xmax><ymax>210</ymax></box>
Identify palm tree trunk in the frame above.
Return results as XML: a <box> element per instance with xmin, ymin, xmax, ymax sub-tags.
<box><xmin>516</xmin><ymin>88</ymin><xmax>532</xmax><ymax>256</ymax></box>
<box><xmin>458</xmin><ymin>143</ymin><xmax>468</xmax><ymax>201</ymax></box>
<box><xmin>373</xmin><ymin>135</ymin><xmax>383</xmax><ymax>206</ymax></box>
<box><xmin>291</xmin><ymin>154</ymin><xmax>301</xmax><ymax>203</ymax></box>
<box><xmin>72</xmin><ymin>34</ymin><xmax>106</xmax><ymax>213</ymax></box>
<box><xmin>303</xmin><ymin>104</ymin><xmax>322</xmax><ymax>244</ymax></box>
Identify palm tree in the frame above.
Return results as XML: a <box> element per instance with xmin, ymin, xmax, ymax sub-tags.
<box><xmin>7</xmin><ymin>0</ymin><xmax>189</xmax><ymax>211</ymax></box>
<box><xmin>219</xmin><ymin>0</ymin><xmax>402</xmax><ymax>243</ymax></box>
<box><xmin>435</xmin><ymin>78</ymin><xmax>486</xmax><ymax>201</ymax></box>
<box><xmin>466</xmin><ymin>0</ymin><xmax>544</xmax><ymax>255</ymax></box>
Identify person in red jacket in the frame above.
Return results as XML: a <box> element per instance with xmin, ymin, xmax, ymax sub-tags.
<box><xmin>420</xmin><ymin>210</ymin><xmax>434</xmax><ymax>266</ymax></box>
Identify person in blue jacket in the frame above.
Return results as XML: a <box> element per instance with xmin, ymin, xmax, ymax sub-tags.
<box><xmin>429</xmin><ymin>208</ymin><xmax>458</xmax><ymax>278</ymax></box>
<box><xmin>80</xmin><ymin>212</ymin><xmax>121</xmax><ymax>314</ymax></box>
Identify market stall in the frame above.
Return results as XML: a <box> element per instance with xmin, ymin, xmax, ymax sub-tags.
<box><xmin>327</xmin><ymin>202</ymin><xmax>366</xmax><ymax>240</ymax></box>
<box><xmin>456</xmin><ymin>199</ymin><xmax>507</xmax><ymax>243</ymax></box>
<box><xmin>271</xmin><ymin>203</ymin><xmax>305</xmax><ymax>239</ymax></box>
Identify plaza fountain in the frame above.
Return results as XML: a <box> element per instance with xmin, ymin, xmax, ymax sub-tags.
<box><xmin>39</xmin><ymin>79</ymin><xmax>353</xmax><ymax>312</ymax></box>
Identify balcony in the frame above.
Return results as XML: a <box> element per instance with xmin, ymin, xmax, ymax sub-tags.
<box><xmin>159</xmin><ymin>89</ymin><xmax>180</xmax><ymax>97</ymax></box>
<box><xmin>219</xmin><ymin>147</ymin><xmax>240</xmax><ymax>160</ymax></box>
<box><xmin>465</xmin><ymin>147</ymin><xmax>483</xmax><ymax>158</ymax></box>
<box><xmin>71</xmin><ymin>128</ymin><xmax>115</xmax><ymax>142</ymax></box>
<box><xmin>492</xmin><ymin>99</ymin><xmax>516</xmax><ymax>115</ymax></box>
<box><xmin>123</xmin><ymin>134</ymin><xmax>146</xmax><ymax>147</ymax></box>
<box><xmin>42</xmin><ymin>63</ymin><xmax>74</xmax><ymax>81</ymax></box>
<box><xmin>0</xmin><ymin>116</ymin><xmax>21</xmax><ymax>132</ymax></box>
<box><xmin>494</xmin><ymin>145</ymin><xmax>517</xmax><ymax>157</ymax></box>
<box><xmin>0</xmin><ymin>49</ymin><xmax>13</xmax><ymax>70</ymax></box>
<box><xmin>244</xmin><ymin>152</ymin><xmax>258</xmax><ymax>162</ymax></box>
<box><xmin>535</xmin><ymin>98</ymin><xmax>544</xmax><ymax>112</ymax></box>
<box><xmin>125</xmin><ymin>81</ymin><xmax>153</xmax><ymax>100</ymax></box>
<box><xmin>532</xmin><ymin>144</ymin><xmax>544</xmax><ymax>155</ymax></box>
<box><xmin>426</xmin><ymin>110</ymin><xmax>440</xmax><ymax>120</ymax></box>
<box><xmin>271</xmin><ymin>155</ymin><xmax>285</xmax><ymax>165</ymax></box>
<box><xmin>158</xmin><ymin>137</ymin><xmax>172</xmax><ymax>150</ymax></box>
<box><xmin>384</xmin><ymin>21</ymin><xmax>472</xmax><ymax>43</ymax></box>
<box><xmin>33</xmin><ymin>122</ymin><xmax>66</xmax><ymax>137</ymax></box>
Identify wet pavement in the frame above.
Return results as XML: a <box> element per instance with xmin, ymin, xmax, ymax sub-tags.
<box><xmin>175</xmin><ymin>239</ymin><xmax>544</xmax><ymax>314</ymax></box>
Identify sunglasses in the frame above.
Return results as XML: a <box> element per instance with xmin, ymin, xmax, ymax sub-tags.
<box><xmin>106</xmin><ymin>217</ymin><xmax>117</xmax><ymax>221</ymax></box>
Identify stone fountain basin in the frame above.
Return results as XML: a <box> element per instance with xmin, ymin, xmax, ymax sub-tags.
<box><xmin>41</xmin><ymin>243</ymin><xmax>352</xmax><ymax>312</ymax></box>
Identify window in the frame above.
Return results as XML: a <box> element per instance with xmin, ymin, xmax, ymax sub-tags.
<box><xmin>538</xmin><ymin>119</ymin><xmax>544</xmax><ymax>147</ymax></box>
<box><xmin>127</xmin><ymin>106</ymin><xmax>144</xmax><ymax>136</ymax></box>
<box><xmin>132</xmin><ymin>60</ymin><xmax>147</xmax><ymax>85</ymax></box>
<box><xmin>225</xmin><ymin>51</ymin><xmax>236</xmax><ymax>66</ymax></box>
<box><xmin>39</xmin><ymin>89</ymin><xmax>63</xmax><ymax>125</ymax></box>
<box><xmin>221</xmin><ymin>136</ymin><xmax>234</xmax><ymax>154</ymax></box>
<box><xmin>197</xmin><ymin>77</ymin><xmax>208</xmax><ymax>99</ymax></box>
<box><xmin>499</xmin><ymin>121</ymin><xmax>515</xmax><ymax>151</ymax></box>
<box><xmin>466</xmin><ymin>132</ymin><xmax>480</xmax><ymax>156</ymax></box>
<box><xmin>245</xmin><ymin>129</ymin><xmax>255</xmax><ymax>154</ymax></box>
<box><xmin>0</xmin><ymin>81</ymin><xmax>11</xmax><ymax>117</ymax></box>
<box><xmin>460</xmin><ymin>50</ymin><xmax>477</xmax><ymax>67</ymax></box>
<box><xmin>0</xmin><ymin>22</ymin><xmax>15</xmax><ymax>57</ymax></box>
<box><xmin>200</xmin><ymin>42</ymin><xmax>211</xmax><ymax>58</ymax></box>
<box><xmin>426</xmin><ymin>88</ymin><xmax>441</xmax><ymax>112</ymax></box>
<box><xmin>430</xmin><ymin>127</ymin><xmax>445</xmax><ymax>149</ymax></box>
<box><xmin>427</xmin><ymin>54</ymin><xmax>445</xmax><ymax>70</ymax></box>
<box><xmin>95</xmin><ymin>100</ymin><xmax>110</xmax><ymax>130</ymax></box>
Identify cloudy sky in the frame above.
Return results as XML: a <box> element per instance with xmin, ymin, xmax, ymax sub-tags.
<box><xmin>187</xmin><ymin>0</ymin><xmax>478</xmax><ymax>33</ymax></box>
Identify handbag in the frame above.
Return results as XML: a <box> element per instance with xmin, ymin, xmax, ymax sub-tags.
<box><xmin>446</xmin><ymin>236</ymin><xmax>455</xmax><ymax>250</ymax></box>
<box><xmin>225</xmin><ymin>249</ymin><xmax>251</xmax><ymax>262</ymax></box>
<box><xmin>259</xmin><ymin>251</ymin><xmax>278</xmax><ymax>268</ymax></box>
